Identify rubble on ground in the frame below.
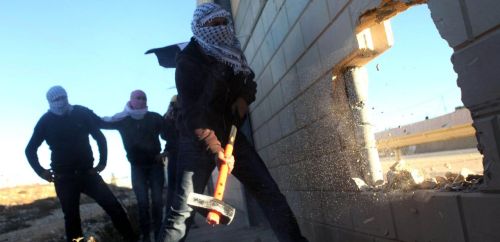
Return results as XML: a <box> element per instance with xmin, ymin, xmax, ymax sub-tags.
<box><xmin>352</xmin><ymin>160</ymin><xmax>483</xmax><ymax>192</ymax></box>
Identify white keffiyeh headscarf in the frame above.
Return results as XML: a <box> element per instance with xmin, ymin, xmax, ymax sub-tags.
<box><xmin>191</xmin><ymin>3</ymin><xmax>251</xmax><ymax>75</ymax></box>
<box><xmin>102</xmin><ymin>102</ymin><xmax>148</xmax><ymax>122</ymax></box>
<box><xmin>46</xmin><ymin>85</ymin><xmax>73</xmax><ymax>115</ymax></box>
<box><xmin>102</xmin><ymin>90</ymin><xmax>148</xmax><ymax>122</ymax></box>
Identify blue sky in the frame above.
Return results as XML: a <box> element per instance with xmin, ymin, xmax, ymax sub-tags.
<box><xmin>0</xmin><ymin>1</ymin><xmax>196</xmax><ymax>187</ymax></box>
<box><xmin>0</xmin><ymin>2</ymin><xmax>462</xmax><ymax>187</ymax></box>
<box><xmin>366</xmin><ymin>5</ymin><xmax>462</xmax><ymax>131</ymax></box>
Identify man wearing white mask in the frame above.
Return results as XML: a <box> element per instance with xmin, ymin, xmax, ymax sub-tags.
<box><xmin>101</xmin><ymin>89</ymin><xmax>167</xmax><ymax>242</ymax></box>
<box><xmin>25</xmin><ymin>85</ymin><xmax>137</xmax><ymax>242</ymax></box>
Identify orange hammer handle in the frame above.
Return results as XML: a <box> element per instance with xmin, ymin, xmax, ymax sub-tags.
<box><xmin>207</xmin><ymin>126</ymin><xmax>237</xmax><ymax>225</ymax></box>
<box><xmin>214</xmin><ymin>143</ymin><xmax>232</xmax><ymax>200</ymax></box>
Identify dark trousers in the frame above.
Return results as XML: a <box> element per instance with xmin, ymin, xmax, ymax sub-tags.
<box><xmin>131</xmin><ymin>163</ymin><xmax>165</xmax><ymax>240</ymax></box>
<box><xmin>54</xmin><ymin>172</ymin><xmax>136</xmax><ymax>242</ymax></box>
<box><xmin>159</xmin><ymin>132</ymin><xmax>308</xmax><ymax>242</ymax></box>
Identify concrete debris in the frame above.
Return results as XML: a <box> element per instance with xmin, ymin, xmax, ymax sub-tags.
<box><xmin>435</xmin><ymin>176</ymin><xmax>448</xmax><ymax>185</ymax></box>
<box><xmin>418</xmin><ymin>178</ymin><xmax>437</xmax><ymax>189</ymax></box>
<box><xmin>385</xmin><ymin>160</ymin><xmax>425</xmax><ymax>191</ymax></box>
<box><xmin>352</xmin><ymin>177</ymin><xmax>370</xmax><ymax>191</ymax></box>
<box><xmin>353</xmin><ymin>160</ymin><xmax>483</xmax><ymax>192</ymax></box>
<box><xmin>410</xmin><ymin>169</ymin><xmax>425</xmax><ymax>184</ymax></box>
<box><xmin>389</xmin><ymin>159</ymin><xmax>407</xmax><ymax>171</ymax></box>
<box><xmin>363</xmin><ymin>217</ymin><xmax>375</xmax><ymax>224</ymax></box>
<box><xmin>441</xmin><ymin>173</ymin><xmax>483</xmax><ymax>192</ymax></box>
<box><xmin>386</xmin><ymin>169</ymin><xmax>416</xmax><ymax>191</ymax></box>
<box><xmin>445</xmin><ymin>172</ymin><xmax>460</xmax><ymax>182</ymax></box>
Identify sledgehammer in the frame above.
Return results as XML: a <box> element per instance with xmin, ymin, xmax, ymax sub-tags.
<box><xmin>187</xmin><ymin>125</ymin><xmax>237</xmax><ymax>225</ymax></box>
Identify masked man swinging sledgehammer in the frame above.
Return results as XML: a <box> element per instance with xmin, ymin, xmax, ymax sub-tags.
<box><xmin>157</xmin><ymin>3</ymin><xmax>308</xmax><ymax>242</ymax></box>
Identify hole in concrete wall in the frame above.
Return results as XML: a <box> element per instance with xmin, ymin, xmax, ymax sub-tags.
<box><xmin>363</xmin><ymin>5</ymin><xmax>483</xmax><ymax>186</ymax></box>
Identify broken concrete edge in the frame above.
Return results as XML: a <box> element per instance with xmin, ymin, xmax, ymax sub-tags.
<box><xmin>356</xmin><ymin>0</ymin><xmax>428</xmax><ymax>33</ymax></box>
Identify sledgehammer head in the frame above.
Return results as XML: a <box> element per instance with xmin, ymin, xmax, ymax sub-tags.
<box><xmin>187</xmin><ymin>192</ymin><xmax>235</xmax><ymax>225</ymax></box>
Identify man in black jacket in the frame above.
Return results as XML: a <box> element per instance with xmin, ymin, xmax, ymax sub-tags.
<box><xmin>159</xmin><ymin>3</ymin><xmax>307</xmax><ymax>242</ymax></box>
<box><xmin>101</xmin><ymin>89</ymin><xmax>166</xmax><ymax>242</ymax></box>
<box><xmin>25</xmin><ymin>85</ymin><xmax>137</xmax><ymax>242</ymax></box>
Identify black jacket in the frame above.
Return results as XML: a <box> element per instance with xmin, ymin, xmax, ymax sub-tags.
<box><xmin>100</xmin><ymin>112</ymin><xmax>165</xmax><ymax>165</ymax></box>
<box><xmin>175</xmin><ymin>38</ymin><xmax>256</xmax><ymax>153</ymax></box>
<box><xmin>25</xmin><ymin>105</ymin><xmax>107</xmax><ymax>174</ymax></box>
<box><xmin>163</xmin><ymin>102</ymin><xmax>179</xmax><ymax>153</ymax></box>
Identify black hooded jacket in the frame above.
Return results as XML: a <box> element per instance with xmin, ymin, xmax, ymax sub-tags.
<box><xmin>175</xmin><ymin>38</ymin><xmax>256</xmax><ymax>153</ymax></box>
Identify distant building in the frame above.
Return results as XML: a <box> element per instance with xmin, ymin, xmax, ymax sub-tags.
<box><xmin>376</xmin><ymin>107</ymin><xmax>477</xmax><ymax>156</ymax></box>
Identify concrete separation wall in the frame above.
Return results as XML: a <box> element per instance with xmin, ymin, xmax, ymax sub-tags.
<box><xmin>228</xmin><ymin>0</ymin><xmax>500</xmax><ymax>241</ymax></box>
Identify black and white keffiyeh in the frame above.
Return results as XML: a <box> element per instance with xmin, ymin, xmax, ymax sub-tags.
<box><xmin>191</xmin><ymin>3</ymin><xmax>251</xmax><ymax>75</ymax></box>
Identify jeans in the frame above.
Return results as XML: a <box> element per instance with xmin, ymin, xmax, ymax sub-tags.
<box><xmin>131</xmin><ymin>163</ymin><xmax>165</xmax><ymax>240</ymax></box>
<box><xmin>165</xmin><ymin>150</ymin><xmax>178</xmax><ymax>213</ymax></box>
<box><xmin>158</xmin><ymin>132</ymin><xmax>308</xmax><ymax>242</ymax></box>
<box><xmin>54</xmin><ymin>172</ymin><xmax>136</xmax><ymax>242</ymax></box>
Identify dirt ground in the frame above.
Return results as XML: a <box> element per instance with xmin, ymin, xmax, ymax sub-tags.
<box><xmin>0</xmin><ymin>182</ymin><xmax>278</xmax><ymax>242</ymax></box>
<box><xmin>0</xmin><ymin>184</ymin><xmax>136</xmax><ymax>242</ymax></box>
